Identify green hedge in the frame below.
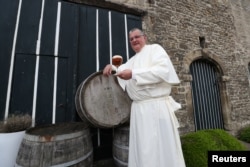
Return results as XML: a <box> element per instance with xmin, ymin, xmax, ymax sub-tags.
<box><xmin>181</xmin><ymin>129</ymin><xmax>247</xmax><ymax>167</ymax></box>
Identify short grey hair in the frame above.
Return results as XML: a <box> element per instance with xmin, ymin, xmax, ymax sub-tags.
<box><xmin>129</xmin><ymin>28</ymin><xmax>144</xmax><ymax>35</ymax></box>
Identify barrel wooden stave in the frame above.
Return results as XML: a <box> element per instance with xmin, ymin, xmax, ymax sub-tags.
<box><xmin>16</xmin><ymin>122</ymin><xmax>93</xmax><ymax>167</ymax></box>
<box><xmin>75</xmin><ymin>82</ymin><xmax>90</xmax><ymax>126</ymax></box>
<box><xmin>113</xmin><ymin>125</ymin><xmax>129</xmax><ymax>167</ymax></box>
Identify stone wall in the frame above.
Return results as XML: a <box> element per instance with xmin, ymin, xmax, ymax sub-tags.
<box><xmin>227</xmin><ymin>0</ymin><xmax>250</xmax><ymax>134</ymax></box>
<box><xmin>73</xmin><ymin>0</ymin><xmax>250</xmax><ymax>135</ymax></box>
<box><xmin>142</xmin><ymin>0</ymin><xmax>239</xmax><ymax>134</ymax></box>
<box><xmin>231</xmin><ymin>0</ymin><xmax>250</xmax><ymax>56</ymax></box>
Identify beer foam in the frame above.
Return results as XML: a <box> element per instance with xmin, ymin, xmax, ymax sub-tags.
<box><xmin>113</xmin><ymin>55</ymin><xmax>123</xmax><ymax>59</ymax></box>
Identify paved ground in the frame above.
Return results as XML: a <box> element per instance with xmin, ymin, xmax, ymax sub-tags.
<box><xmin>240</xmin><ymin>140</ymin><xmax>250</xmax><ymax>150</ymax></box>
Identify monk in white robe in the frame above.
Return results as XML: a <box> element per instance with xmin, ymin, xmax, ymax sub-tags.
<box><xmin>103</xmin><ymin>28</ymin><xmax>186</xmax><ymax>167</ymax></box>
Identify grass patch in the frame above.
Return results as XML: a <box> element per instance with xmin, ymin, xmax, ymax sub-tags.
<box><xmin>181</xmin><ymin>129</ymin><xmax>247</xmax><ymax>167</ymax></box>
<box><xmin>238</xmin><ymin>125</ymin><xmax>250</xmax><ymax>143</ymax></box>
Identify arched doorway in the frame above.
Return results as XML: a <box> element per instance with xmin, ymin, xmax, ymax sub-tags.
<box><xmin>190</xmin><ymin>59</ymin><xmax>224</xmax><ymax>131</ymax></box>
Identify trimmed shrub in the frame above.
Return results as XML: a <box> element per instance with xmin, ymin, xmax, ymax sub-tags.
<box><xmin>181</xmin><ymin>129</ymin><xmax>247</xmax><ymax>167</ymax></box>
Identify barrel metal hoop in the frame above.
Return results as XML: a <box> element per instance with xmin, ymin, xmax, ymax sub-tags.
<box><xmin>113</xmin><ymin>156</ymin><xmax>128</xmax><ymax>166</ymax></box>
<box><xmin>50</xmin><ymin>149</ymin><xmax>93</xmax><ymax>167</ymax></box>
<box><xmin>113</xmin><ymin>143</ymin><xmax>129</xmax><ymax>150</ymax></box>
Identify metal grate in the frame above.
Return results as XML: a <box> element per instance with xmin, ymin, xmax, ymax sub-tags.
<box><xmin>190</xmin><ymin>60</ymin><xmax>224</xmax><ymax>131</ymax></box>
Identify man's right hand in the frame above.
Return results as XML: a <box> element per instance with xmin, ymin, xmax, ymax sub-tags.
<box><xmin>103</xmin><ymin>64</ymin><xmax>113</xmax><ymax>76</ymax></box>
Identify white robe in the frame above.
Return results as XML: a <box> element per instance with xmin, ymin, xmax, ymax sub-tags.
<box><xmin>117</xmin><ymin>44</ymin><xmax>186</xmax><ymax>167</ymax></box>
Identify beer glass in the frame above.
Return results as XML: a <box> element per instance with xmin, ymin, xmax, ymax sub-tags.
<box><xmin>112</xmin><ymin>55</ymin><xmax>123</xmax><ymax>67</ymax></box>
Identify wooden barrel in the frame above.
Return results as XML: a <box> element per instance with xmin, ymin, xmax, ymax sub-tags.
<box><xmin>75</xmin><ymin>71</ymin><xmax>132</xmax><ymax>128</ymax></box>
<box><xmin>16</xmin><ymin>122</ymin><xmax>93</xmax><ymax>167</ymax></box>
<box><xmin>113</xmin><ymin>125</ymin><xmax>129</xmax><ymax>167</ymax></box>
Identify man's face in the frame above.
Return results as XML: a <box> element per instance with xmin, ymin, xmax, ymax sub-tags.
<box><xmin>129</xmin><ymin>30</ymin><xmax>146</xmax><ymax>53</ymax></box>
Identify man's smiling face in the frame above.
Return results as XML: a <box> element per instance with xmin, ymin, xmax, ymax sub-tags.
<box><xmin>129</xmin><ymin>29</ymin><xmax>147</xmax><ymax>53</ymax></box>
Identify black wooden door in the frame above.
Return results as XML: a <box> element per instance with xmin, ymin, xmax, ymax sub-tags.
<box><xmin>0</xmin><ymin>0</ymin><xmax>79</xmax><ymax>125</ymax></box>
<box><xmin>190</xmin><ymin>59</ymin><xmax>224</xmax><ymax>131</ymax></box>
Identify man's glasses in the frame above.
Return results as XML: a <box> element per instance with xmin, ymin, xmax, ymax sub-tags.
<box><xmin>129</xmin><ymin>34</ymin><xmax>144</xmax><ymax>41</ymax></box>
